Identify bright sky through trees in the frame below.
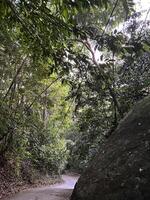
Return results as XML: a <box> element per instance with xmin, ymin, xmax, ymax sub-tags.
<box><xmin>135</xmin><ymin>0</ymin><xmax>150</xmax><ymax>11</ymax></box>
<box><xmin>93</xmin><ymin>0</ymin><xmax>150</xmax><ymax>62</ymax></box>
<box><xmin>134</xmin><ymin>0</ymin><xmax>150</xmax><ymax>19</ymax></box>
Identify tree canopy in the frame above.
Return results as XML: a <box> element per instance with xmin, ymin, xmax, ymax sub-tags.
<box><xmin>0</xmin><ymin>0</ymin><xmax>150</xmax><ymax>187</ymax></box>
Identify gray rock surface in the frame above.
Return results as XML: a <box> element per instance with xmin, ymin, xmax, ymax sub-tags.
<box><xmin>71</xmin><ymin>96</ymin><xmax>150</xmax><ymax>200</ymax></box>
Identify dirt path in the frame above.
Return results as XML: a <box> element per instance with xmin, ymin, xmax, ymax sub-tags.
<box><xmin>4</xmin><ymin>175</ymin><xmax>79</xmax><ymax>200</ymax></box>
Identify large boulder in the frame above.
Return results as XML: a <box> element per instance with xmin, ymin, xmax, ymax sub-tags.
<box><xmin>71</xmin><ymin>97</ymin><xmax>150</xmax><ymax>200</ymax></box>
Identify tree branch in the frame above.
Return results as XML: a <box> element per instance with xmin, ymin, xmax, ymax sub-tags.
<box><xmin>75</xmin><ymin>38</ymin><xmax>123</xmax><ymax>118</ymax></box>
<box><xmin>25</xmin><ymin>75</ymin><xmax>63</xmax><ymax>112</ymax></box>
<box><xmin>3</xmin><ymin>55</ymin><xmax>28</xmax><ymax>100</ymax></box>
<box><xmin>102</xmin><ymin>0</ymin><xmax>119</xmax><ymax>36</ymax></box>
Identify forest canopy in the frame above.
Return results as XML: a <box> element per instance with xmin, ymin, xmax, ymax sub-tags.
<box><xmin>0</xmin><ymin>0</ymin><xmax>150</xmax><ymax>183</ymax></box>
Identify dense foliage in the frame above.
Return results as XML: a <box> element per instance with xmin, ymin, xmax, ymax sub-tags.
<box><xmin>0</xmin><ymin>0</ymin><xmax>150</xmax><ymax>180</ymax></box>
<box><xmin>67</xmin><ymin>11</ymin><xmax>150</xmax><ymax>170</ymax></box>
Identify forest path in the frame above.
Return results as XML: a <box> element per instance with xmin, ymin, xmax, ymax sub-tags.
<box><xmin>4</xmin><ymin>175</ymin><xmax>79</xmax><ymax>200</ymax></box>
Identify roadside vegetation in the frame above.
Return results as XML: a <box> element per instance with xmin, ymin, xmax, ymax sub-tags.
<box><xmin>0</xmin><ymin>0</ymin><xmax>150</xmax><ymax>198</ymax></box>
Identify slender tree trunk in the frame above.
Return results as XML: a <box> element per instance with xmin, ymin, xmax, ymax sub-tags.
<box><xmin>3</xmin><ymin>55</ymin><xmax>28</xmax><ymax>100</ymax></box>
